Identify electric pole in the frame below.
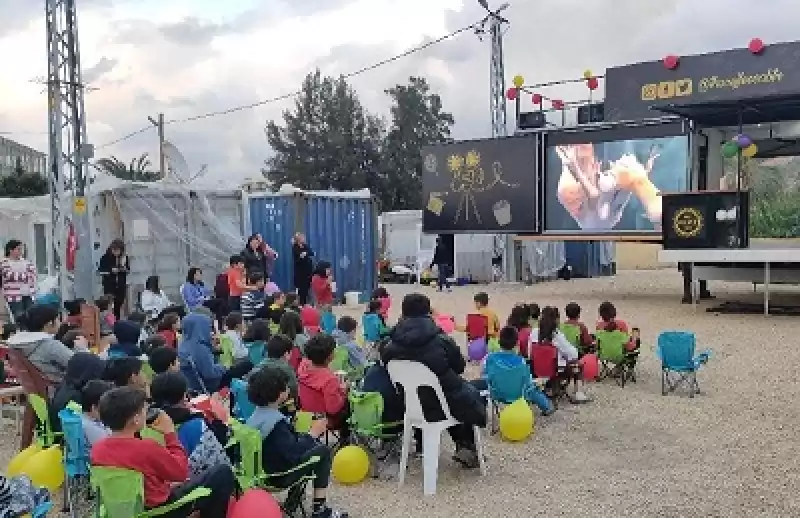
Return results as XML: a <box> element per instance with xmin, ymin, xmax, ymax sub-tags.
<box><xmin>46</xmin><ymin>0</ymin><xmax>95</xmax><ymax>301</ymax></box>
<box><xmin>148</xmin><ymin>113</ymin><xmax>165</xmax><ymax>180</ymax></box>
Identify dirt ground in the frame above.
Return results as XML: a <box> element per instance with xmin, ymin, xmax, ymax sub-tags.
<box><xmin>2</xmin><ymin>269</ymin><xmax>799</xmax><ymax>517</ymax></box>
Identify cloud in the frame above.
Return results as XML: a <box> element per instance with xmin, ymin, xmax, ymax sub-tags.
<box><xmin>1</xmin><ymin>0</ymin><xmax>797</xmax><ymax>188</ymax></box>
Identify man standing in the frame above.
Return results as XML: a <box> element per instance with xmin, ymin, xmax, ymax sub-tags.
<box><xmin>430</xmin><ymin>236</ymin><xmax>452</xmax><ymax>292</ymax></box>
<box><xmin>1</xmin><ymin>239</ymin><xmax>37</xmax><ymax>319</ymax></box>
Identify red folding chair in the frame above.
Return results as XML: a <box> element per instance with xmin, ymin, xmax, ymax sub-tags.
<box><xmin>529</xmin><ymin>342</ymin><xmax>566</xmax><ymax>407</ymax></box>
<box><xmin>5</xmin><ymin>348</ymin><xmax>53</xmax><ymax>449</ymax></box>
<box><xmin>465</xmin><ymin>314</ymin><xmax>489</xmax><ymax>341</ymax></box>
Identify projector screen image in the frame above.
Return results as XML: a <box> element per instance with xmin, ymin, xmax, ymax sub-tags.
<box><xmin>545</xmin><ymin>135</ymin><xmax>689</xmax><ymax>232</ymax></box>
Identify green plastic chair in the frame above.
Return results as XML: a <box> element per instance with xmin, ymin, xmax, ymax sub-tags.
<box><xmin>595</xmin><ymin>330</ymin><xmax>632</xmax><ymax>387</ymax></box>
<box><xmin>293</xmin><ymin>411</ymin><xmax>313</xmax><ymax>434</ymax></box>
<box><xmin>218</xmin><ymin>335</ymin><xmax>234</xmax><ymax>368</ymax></box>
<box><xmin>90</xmin><ymin>465</ymin><xmax>210</xmax><ymax>517</ymax></box>
<box><xmin>328</xmin><ymin>346</ymin><xmax>350</xmax><ymax>373</ymax></box>
<box><xmin>140</xmin><ymin>363</ymin><xmax>155</xmax><ymax>383</ymax></box>
<box><xmin>226</xmin><ymin>420</ymin><xmax>320</xmax><ymax>515</ymax></box>
<box><xmin>348</xmin><ymin>391</ymin><xmax>402</xmax><ymax>478</ymax></box>
<box><xmin>559</xmin><ymin>323</ymin><xmax>581</xmax><ymax>348</ymax></box>
<box><xmin>28</xmin><ymin>393</ymin><xmax>58</xmax><ymax>447</ymax></box>
<box><xmin>139</xmin><ymin>427</ymin><xmax>166</xmax><ymax>445</ymax></box>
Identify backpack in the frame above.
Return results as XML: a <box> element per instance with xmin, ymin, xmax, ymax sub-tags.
<box><xmin>214</xmin><ymin>273</ymin><xmax>229</xmax><ymax>299</ymax></box>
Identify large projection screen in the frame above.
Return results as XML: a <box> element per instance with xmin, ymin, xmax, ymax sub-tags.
<box><xmin>543</xmin><ymin>122</ymin><xmax>689</xmax><ymax>236</ymax></box>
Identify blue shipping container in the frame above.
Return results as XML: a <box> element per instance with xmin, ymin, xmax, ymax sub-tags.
<box><xmin>247</xmin><ymin>192</ymin><xmax>377</xmax><ymax>300</ymax></box>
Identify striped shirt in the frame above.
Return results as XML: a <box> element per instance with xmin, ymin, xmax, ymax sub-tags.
<box><xmin>0</xmin><ymin>258</ymin><xmax>36</xmax><ymax>302</ymax></box>
<box><xmin>240</xmin><ymin>290</ymin><xmax>266</xmax><ymax>321</ymax></box>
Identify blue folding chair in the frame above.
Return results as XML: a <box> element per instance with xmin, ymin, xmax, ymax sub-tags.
<box><xmin>485</xmin><ymin>360</ymin><xmax>538</xmax><ymax>434</ymax></box>
<box><xmin>656</xmin><ymin>331</ymin><xmax>711</xmax><ymax>398</ymax></box>
<box><xmin>246</xmin><ymin>341</ymin><xmax>266</xmax><ymax>365</ymax></box>
<box><xmin>230</xmin><ymin>378</ymin><xmax>256</xmax><ymax>421</ymax></box>
<box><xmin>320</xmin><ymin>311</ymin><xmax>336</xmax><ymax>334</ymax></box>
<box><xmin>362</xmin><ymin>313</ymin><xmax>383</xmax><ymax>343</ymax></box>
<box><xmin>58</xmin><ymin>405</ymin><xmax>94</xmax><ymax>517</ymax></box>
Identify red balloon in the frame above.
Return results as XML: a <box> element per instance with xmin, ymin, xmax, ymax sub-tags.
<box><xmin>749</xmin><ymin>37</ymin><xmax>765</xmax><ymax>54</ymax></box>
<box><xmin>586</xmin><ymin>77</ymin><xmax>599</xmax><ymax>90</ymax></box>
<box><xmin>230</xmin><ymin>489</ymin><xmax>282</xmax><ymax>518</ymax></box>
<box><xmin>580</xmin><ymin>353</ymin><xmax>600</xmax><ymax>381</ymax></box>
<box><xmin>506</xmin><ymin>87</ymin><xmax>518</xmax><ymax>101</ymax></box>
<box><xmin>663</xmin><ymin>54</ymin><xmax>679</xmax><ymax>70</ymax></box>
<box><xmin>531</xmin><ymin>93</ymin><xmax>542</xmax><ymax>105</ymax></box>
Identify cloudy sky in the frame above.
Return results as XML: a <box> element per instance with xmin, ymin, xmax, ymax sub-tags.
<box><xmin>0</xmin><ymin>0</ymin><xmax>796</xmax><ymax>186</ymax></box>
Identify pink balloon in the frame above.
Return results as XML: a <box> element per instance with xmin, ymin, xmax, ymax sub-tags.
<box><xmin>230</xmin><ymin>489</ymin><xmax>282</xmax><ymax>518</ymax></box>
<box><xmin>435</xmin><ymin>314</ymin><xmax>455</xmax><ymax>333</ymax></box>
<box><xmin>580</xmin><ymin>354</ymin><xmax>599</xmax><ymax>381</ymax></box>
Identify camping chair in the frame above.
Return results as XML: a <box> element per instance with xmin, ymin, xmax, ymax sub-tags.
<box><xmin>386</xmin><ymin>360</ymin><xmax>487</xmax><ymax>496</ymax></box>
<box><xmin>559</xmin><ymin>323</ymin><xmax>585</xmax><ymax>353</ymax></box>
<box><xmin>90</xmin><ymin>465</ymin><xmax>210</xmax><ymax>518</ymax></box>
<box><xmin>140</xmin><ymin>362</ymin><xmax>155</xmax><ymax>383</ymax></box>
<box><xmin>230</xmin><ymin>378</ymin><xmax>256</xmax><ymax>421</ymax></box>
<box><xmin>656</xmin><ymin>331</ymin><xmax>711</xmax><ymax>398</ymax></box>
<box><xmin>227</xmin><ymin>420</ymin><xmax>321</xmax><ymax>517</ymax></box>
<box><xmin>180</xmin><ymin>357</ymin><xmax>209</xmax><ymax>396</ymax></box>
<box><xmin>465</xmin><ymin>314</ymin><xmax>489</xmax><ymax>361</ymax></box>
<box><xmin>59</xmin><ymin>404</ymin><xmax>94</xmax><ymax>517</ymax></box>
<box><xmin>485</xmin><ymin>361</ymin><xmax>535</xmax><ymax>434</ymax></box>
<box><xmin>320</xmin><ymin>311</ymin><xmax>336</xmax><ymax>334</ymax></box>
<box><xmin>217</xmin><ymin>334</ymin><xmax>234</xmax><ymax>368</ymax></box>
<box><xmin>348</xmin><ymin>390</ymin><xmax>402</xmax><ymax>479</ymax></box>
<box><xmin>529</xmin><ymin>342</ymin><xmax>566</xmax><ymax>407</ymax></box>
<box><xmin>246</xmin><ymin>342</ymin><xmax>266</xmax><ymax>365</ymax></box>
<box><xmin>595</xmin><ymin>330</ymin><xmax>633</xmax><ymax>387</ymax></box>
<box><xmin>5</xmin><ymin>348</ymin><xmax>54</xmax><ymax>449</ymax></box>
<box><xmin>362</xmin><ymin>314</ymin><xmax>383</xmax><ymax>344</ymax></box>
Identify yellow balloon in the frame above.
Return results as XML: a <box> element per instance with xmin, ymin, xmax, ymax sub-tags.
<box><xmin>6</xmin><ymin>443</ymin><xmax>42</xmax><ymax>477</ymax></box>
<box><xmin>498</xmin><ymin>399</ymin><xmax>534</xmax><ymax>442</ymax></box>
<box><xmin>583</xmin><ymin>69</ymin><xmax>593</xmax><ymax>79</ymax></box>
<box><xmin>332</xmin><ymin>445</ymin><xmax>370</xmax><ymax>484</ymax></box>
<box><xmin>742</xmin><ymin>143</ymin><xmax>758</xmax><ymax>158</ymax></box>
<box><xmin>512</xmin><ymin>75</ymin><xmax>524</xmax><ymax>88</ymax></box>
<box><xmin>21</xmin><ymin>445</ymin><xmax>65</xmax><ymax>492</ymax></box>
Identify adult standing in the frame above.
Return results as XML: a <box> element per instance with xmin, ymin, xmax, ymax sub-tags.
<box><xmin>292</xmin><ymin>233</ymin><xmax>314</xmax><ymax>305</ymax></box>
<box><xmin>430</xmin><ymin>236</ymin><xmax>452</xmax><ymax>292</ymax></box>
<box><xmin>98</xmin><ymin>239</ymin><xmax>129</xmax><ymax>319</ymax></box>
<box><xmin>1</xmin><ymin>239</ymin><xmax>37</xmax><ymax>319</ymax></box>
<box><xmin>241</xmin><ymin>234</ymin><xmax>266</xmax><ymax>277</ymax></box>
<box><xmin>255</xmin><ymin>233</ymin><xmax>278</xmax><ymax>278</ymax></box>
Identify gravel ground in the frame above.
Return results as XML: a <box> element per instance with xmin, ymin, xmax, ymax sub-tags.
<box><xmin>2</xmin><ymin>269</ymin><xmax>799</xmax><ymax>517</ymax></box>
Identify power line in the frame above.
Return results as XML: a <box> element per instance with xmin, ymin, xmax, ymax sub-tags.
<box><xmin>96</xmin><ymin>16</ymin><xmax>486</xmax><ymax>149</ymax></box>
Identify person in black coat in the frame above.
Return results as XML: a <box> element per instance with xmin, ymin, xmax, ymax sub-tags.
<box><xmin>291</xmin><ymin>233</ymin><xmax>314</xmax><ymax>305</ymax></box>
<box><xmin>242</xmin><ymin>234</ymin><xmax>267</xmax><ymax>277</ymax></box>
<box><xmin>381</xmin><ymin>293</ymin><xmax>486</xmax><ymax>469</ymax></box>
<box><xmin>430</xmin><ymin>236</ymin><xmax>451</xmax><ymax>291</ymax></box>
<box><xmin>98</xmin><ymin>239</ymin><xmax>129</xmax><ymax>319</ymax></box>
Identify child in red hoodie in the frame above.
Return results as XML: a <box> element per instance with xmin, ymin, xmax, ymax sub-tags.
<box><xmin>297</xmin><ymin>334</ymin><xmax>349</xmax><ymax>441</ymax></box>
<box><xmin>90</xmin><ymin>386</ymin><xmax>235</xmax><ymax>517</ymax></box>
<box><xmin>310</xmin><ymin>261</ymin><xmax>334</xmax><ymax>307</ymax></box>
<box><xmin>156</xmin><ymin>312</ymin><xmax>181</xmax><ymax>348</ymax></box>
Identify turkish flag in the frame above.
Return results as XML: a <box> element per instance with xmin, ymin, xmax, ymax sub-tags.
<box><xmin>66</xmin><ymin>222</ymin><xmax>77</xmax><ymax>272</ymax></box>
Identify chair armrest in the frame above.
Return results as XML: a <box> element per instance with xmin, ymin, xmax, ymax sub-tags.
<box><xmin>260</xmin><ymin>455</ymin><xmax>322</xmax><ymax>478</ymax></box>
<box><xmin>141</xmin><ymin>487</ymin><xmax>212</xmax><ymax>517</ymax></box>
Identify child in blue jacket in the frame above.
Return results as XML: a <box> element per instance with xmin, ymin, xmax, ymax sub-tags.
<box><xmin>482</xmin><ymin>326</ymin><xmax>554</xmax><ymax>415</ymax></box>
<box><xmin>247</xmin><ymin>365</ymin><xmax>348</xmax><ymax>518</ymax></box>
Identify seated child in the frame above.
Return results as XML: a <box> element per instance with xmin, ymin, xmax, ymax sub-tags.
<box><xmin>482</xmin><ymin>327</ymin><xmax>554</xmax><ymax>415</ymax></box>
<box><xmin>530</xmin><ymin>306</ymin><xmax>589</xmax><ymax>403</ymax></box>
<box><xmin>150</xmin><ymin>372</ymin><xmax>231</xmax><ymax>477</ymax></box>
<box><xmin>224</xmin><ymin>312</ymin><xmax>248</xmax><ymax>363</ymax></box>
<box><xmin>278</xmin><ymin>311</ymin><xmax>307</xmax><ymax>369</ymax></box>
<box><xmin>458</xmin><ymin>292</ymin><xmax>500</xmax><ymax>339</ymax></box>
<box><xmin>506</xmin><ymin>304</ymin><xmax>531</xmax><ymax>356</ymax></box>
<box><xmin>63</xmin><ymin>299</ymin><xmax>85</xmax><ymax>328</ymax></box>
<box><xmin>91</xmin><ymin>387</ymin><xmax>235</xmax><ymax>517</ymax></box>
<box><xmin>80</xmin><ymin>379</ymin><xmax>114</xmax><ymax>446</ymax></box>
<box><xmin>371</xmin><ymin>287</ymin><xmax>391</xmax><ymax>320</ymax></box>
<box><xmin>283</xmin><ymin>293</ymin><xmax>300</xmax><ymax>313</ymax></box>
<box><xmin>106</xmin><ymin>320</ymin><xmax>143</xmax><ymax>358</ymax></box>
<box><xmin>563</xmin><ymin>302</ymin><xmax>594</xmax><ymax>354</ymax></box>
<box><xmin>258</xmin><ymin>335</ymin><xmax>299</xmax><ymax>400</ymax></box>
<box><xmin>103</xmin><ymin>356</ymin><xmax>147</xmax><ymax>391</ymax></box>
<box><xmin>331</xmin><ymin>316</ymin><xmax>366</xmax><ymax>370</ymax></box>
<box><xmin>242</xmin><ymin>318</ymin><xmax>270</xmax><ymax>366</ymax></box>
<box><xmin>148</xmin><ymin>346</ymin><xmax>179</xmax><ymax>375</ymax></box>
<box><xmin>247</xmin><ymin>366</ymin><xmax>348</xmax><ymax>518</ymax></box>
<box><xmin>178</xmin><ymin>313</ymin><xmax>227</xmax><ymax>394</ymax></box>
<box><xmin>297</xmin><ymin>335</ymin><xmax>349</xmax><ymax>438</ymax></box>
<box><xmin>141</xmin><ymin>334</ymin><xmax>168</xmax><ymax>357</ymax></box>
<box><xmin>527</xmin><ymin>303</ymin><xmax>540</xmax><ymax>328</ymax></box>
<box><xmin>156</xmin><ymin>313</ymin><xmax>180</xmax><ymax>349</ymax></box>
<box><xmin>300</xmin><ymin>305</ymin><xmax>321</xmax><ymax>333</ymax></box>
<box><xmin>241</xmin><ymin>273</ymin><xmax>267</xmax><ymax>322</ymax></box>
<box><xmin>96</xmin><ymin>295</ymin><xmax>115</xmax><ymax>337</ymax></box>
<box><xmin>267</xmin><ymin>292</ymin><xmax>287</xmax><ymax>326</ymax></box>
<box><xmin>361</xmin><ymin>342</ymin><xmax>404</xmax><ymax>433</ymax></box>
<box><xmin>61</xmin><ymin>329</ymin><xmax>90</xmax><ymax>352</ymax></box>
<box><xmin>127</xmin><ymin>311</ymin><xmax>149</xmax><ymax>348</ymax></box>
<box><xmin>364</xmin><ymin>300</ymin><xmax>390</xmax><ymax>339</ymax></box>
<box><xmin>597</xmin><ymin>301</ymin><xmax>640</xmax><ymax>364</ymax></box>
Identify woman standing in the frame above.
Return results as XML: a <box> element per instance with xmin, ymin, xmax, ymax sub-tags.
<box><xmin>1</xmin><ymin>239</ymin><xmax>37</xmax><ymax>319</ymax></box>
<box><xmin>255</xmin><ymin>233</ymin><xmax>278</xmax><ymax>278</ymax></box>
<box><xmin>98</xmin><ymin>239</ymin><xmax>129</xmax><ymax>319</ymax></box>
<box><xmin>241</xmin><ymin>234</ymin><xmax>266</xmax><ymax>277</ymax></box>
<box><xmin>291</xmin><ymin>233</ymin><xmax>314</xmax><ymax>305</ymax></box>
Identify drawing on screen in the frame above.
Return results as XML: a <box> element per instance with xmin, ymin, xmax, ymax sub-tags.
<box><xmin>443</xmin><ymin>149</ymin><xmax>519</xmax><ymax>224</ymax></box>
<box><xmin>555</xmin><ymin>143</ymin><xmax>662</xmax><ymax>230</ymax></box>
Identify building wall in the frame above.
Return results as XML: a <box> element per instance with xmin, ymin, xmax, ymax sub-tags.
<box><xmin>0</xmin><ymin>136</ymin><xmax>47</xmax><ymax>176</ymax></box>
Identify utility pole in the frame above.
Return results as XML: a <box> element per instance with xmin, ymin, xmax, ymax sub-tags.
<box><xmin>148</xmin><ymin>113</ymin><xmax>165</xmax><ymax>180</ymax></box>
<box><xmin>46</xmin><ymin>0</ymin><xmax>95</xmax><ymax>301</ymax></box>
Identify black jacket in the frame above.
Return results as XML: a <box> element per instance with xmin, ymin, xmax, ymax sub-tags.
<box><xmin>431</xmin><ymin>242</ymin><xmax>450</xmax><ymax>267</ymax></box>
<box><xmin>50</xmin><ymin>352</ymin><xmax>107</xmax><ymax>433</ymax></box>
<box><xmin>382</xmin><ymin>316</ymin><xmax>486</xmax><ymax>427</ymax></box>
<box><xmin>241</xmin><ymin>247</ymin><xmax>266</xmax><ymax>276</ymax></box>
<box><xmin>292</xmin><ymin>243</ymin><xmax>314</xmax><ymax>287</ymax></box>
<box><xmin>98</xmin><ymin>252</ymin><xmax>129</xmax><ymax>294</ymax></box>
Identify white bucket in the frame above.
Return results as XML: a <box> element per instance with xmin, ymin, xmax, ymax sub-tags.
<box><xmin>345</xmin><ymin>291</ymin><xmax>361</xmax><ymax>307</ymax></box>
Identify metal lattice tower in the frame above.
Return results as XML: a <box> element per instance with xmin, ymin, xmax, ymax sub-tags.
<box><xmin>46</xmin><ymin>0</ymin><xmax>95</xmax><ymax>300</ymax></box>
<box><xmin>487</xmin><ymin>6</ymin><xmax>509</xmax><ymax>138</ymax></box>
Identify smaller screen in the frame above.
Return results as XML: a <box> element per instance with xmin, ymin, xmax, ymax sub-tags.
<box><xmin>545</xmin><ymin>135</ymin><xmax>689</xmax><ymax>233</ymax></box>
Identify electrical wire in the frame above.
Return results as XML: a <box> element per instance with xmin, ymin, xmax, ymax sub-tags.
<box><xmin>96</xmin><ymin>15</ymin><xmax>488</xmax><ymax>149</ymax></box>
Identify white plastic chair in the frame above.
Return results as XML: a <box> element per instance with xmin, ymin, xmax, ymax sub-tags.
<box><xmin>386</xmin><ymin>360</ymin><xmax>487</xmax><ymax>495</ymax></box>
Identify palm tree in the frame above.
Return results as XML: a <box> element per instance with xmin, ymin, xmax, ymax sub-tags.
<box><xmin>96</xmin><ymin>153</ymin><xmax>162</xmax><ymax>182</ymax></box>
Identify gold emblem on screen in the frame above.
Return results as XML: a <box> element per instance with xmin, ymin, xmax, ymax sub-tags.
<box><xmin>673</xmin><ymin>207</ymin><xmax>703</xmax><ymax>238</ymax></box>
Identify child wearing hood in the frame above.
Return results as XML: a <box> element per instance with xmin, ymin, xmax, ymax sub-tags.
<box><xmin>331</xmin><ymin>316</ymin><xmax>366</xmax><ymax>370</ymax></box>
<box><xmin>106</xmin><ymin>320</ymin><xmax>144</xmax><ymax>358</ymax></box>
<box><xmin>49</xmin><ymin>352</ymin><xmax>108</xmax><ymax>431</ymax></box>
<box><xmin>297</xmin><ymin>335</ymin><xmax>349</xmax><ymax>440</ymax></box>
<box><xmin>8</xmin><ymin>304</ymin><xmax>73</xmax><ymax>383</ymax></box>
<box><xmin>178</xmin><ymin>313</ymin><xmax>226</xmax><ymax>394</ymax></box>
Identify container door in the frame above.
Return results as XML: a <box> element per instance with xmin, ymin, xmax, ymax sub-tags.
<box><xmin>248</xmin><ymin>195</ymin><xmax>297</xmax><ymax>292</ymax></box>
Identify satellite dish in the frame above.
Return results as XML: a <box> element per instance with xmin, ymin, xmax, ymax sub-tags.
<box><xmin>163</xmin><ymin>141</ymin><xmax>191</xmax><ymax>183</ymax></box>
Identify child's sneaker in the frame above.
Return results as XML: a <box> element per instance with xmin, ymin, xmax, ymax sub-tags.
<box><xmin>312</xmin><ymin>506</ymin><xmax>349</xmax><ymax>518</ymax></box>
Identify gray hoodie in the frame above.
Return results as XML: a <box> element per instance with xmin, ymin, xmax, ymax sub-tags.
<box><xmin>8</xmin><ymin>331</ymin><xmax>74</xmax><ymax>383</ymax></box>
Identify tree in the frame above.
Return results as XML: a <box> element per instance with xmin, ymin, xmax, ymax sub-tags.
<box><xmin>263</xmin><ymin>69</ymin><xmax>386</xmax><ymax>194</ymax></box>
<box><xmin>0</xmin><ymin>158</ymin><xmax>49</xmax><ymax>198</ymax></box>
<box><xmin>96</xmin><ymin>152</ymin><xmax>161</xmax><ymax>181</ymax></box>
<box><xmin>382</xmin><ymin>77</ymin><xmax>454</xmax><ymax>210</ymax></box>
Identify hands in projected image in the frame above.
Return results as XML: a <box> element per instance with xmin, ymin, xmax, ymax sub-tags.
<box><xmin>555</xmin><ymin>144</ymin><xmax>663</xmax><ymax>230</ymax></box>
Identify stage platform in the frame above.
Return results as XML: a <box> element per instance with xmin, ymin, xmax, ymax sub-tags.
<box><xmin>659</xmin><ymin>243</ymin><xmax>800</xmax><ymax>315</ymax></box>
